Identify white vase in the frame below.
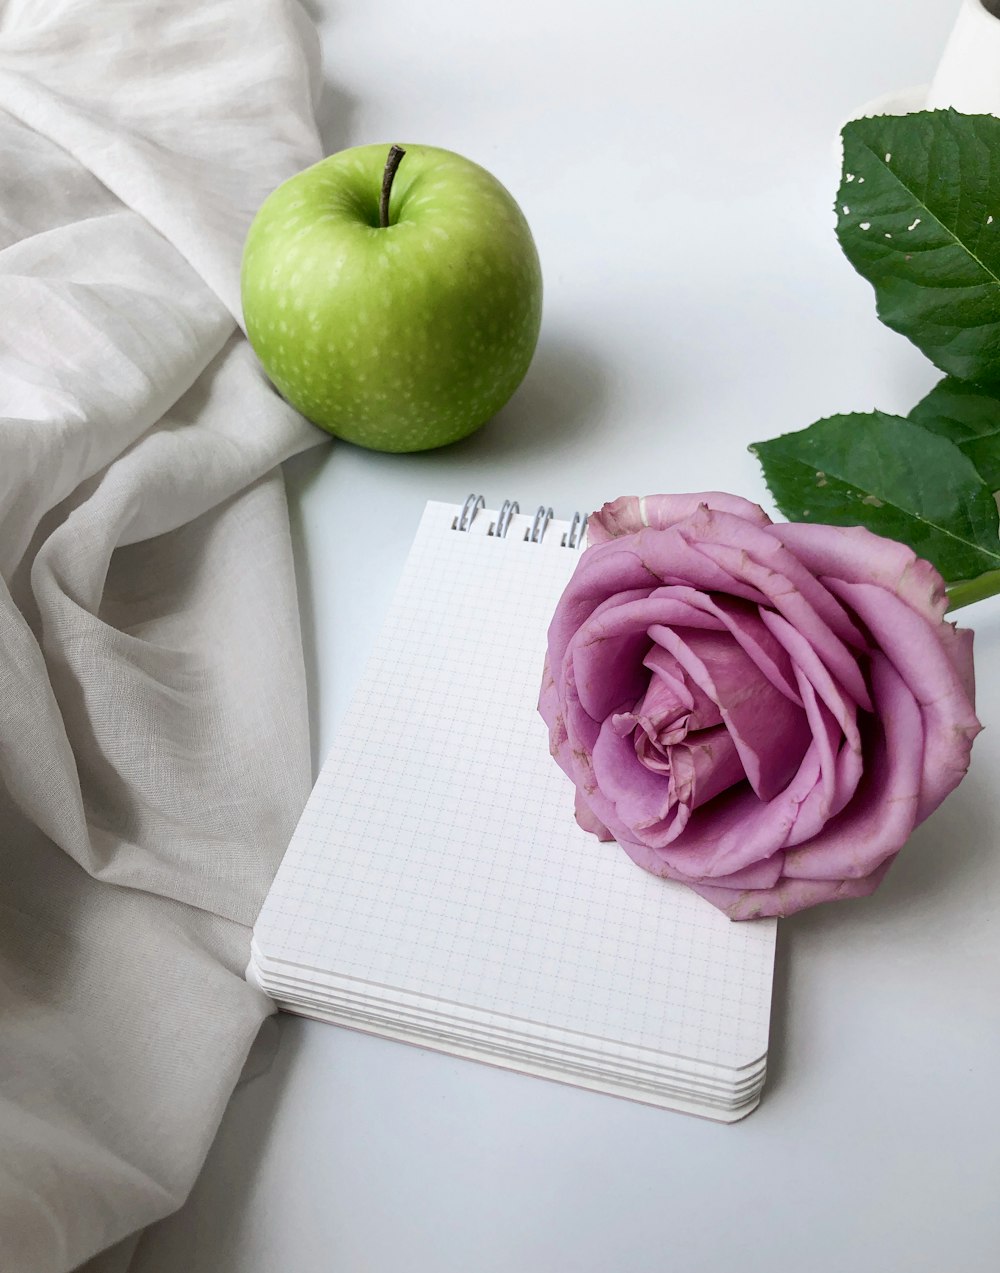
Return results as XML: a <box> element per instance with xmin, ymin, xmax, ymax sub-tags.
<box><xmin>927</xmin><ymin>0</ymin><xmax>1000</xmax><ymax>112</ymax></box>
<box><xmin>849</xmin><ymin>0</ymin><xmax>1000</xmax><ymax>120</ymax></box>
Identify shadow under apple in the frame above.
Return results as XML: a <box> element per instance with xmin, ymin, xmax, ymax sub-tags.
<box><xmin>405</xmin><ymin>329</ymin><xmax>615</xmax><ymax>468</ymax></box>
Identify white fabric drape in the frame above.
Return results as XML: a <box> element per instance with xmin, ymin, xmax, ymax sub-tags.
<box><xmin>0</xmin><ymin>1</ymin><xmax>325</xmax><ymax>1267</ymax></box>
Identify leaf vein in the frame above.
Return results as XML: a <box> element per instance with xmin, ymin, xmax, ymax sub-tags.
<box><xmin>855</xmin><ymin>135</ymin><xmax>1000</xmax><ymax>288</ymax></box>
<box><xmin>776</xmin><ymin>451</ymin><xmax>1000</xmax><ymax>565</ymax></box>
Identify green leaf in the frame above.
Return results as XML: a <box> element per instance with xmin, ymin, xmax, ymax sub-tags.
<box><xmin>908</xmin><ymin>376</ymin><xmax>1000</xmax><ymax>490</ymax></box>
<box><xmin>750</xmin><ymin>412</ymin><xmax>1000</xmax><ymax>582</ymax></box>
<box><xmin>836</xmin><ymin>110</ymin><xmax>1000</xmax><ymax>384</ymax></box>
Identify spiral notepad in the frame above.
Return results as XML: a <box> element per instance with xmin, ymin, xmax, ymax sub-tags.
<box><xmin>249</xmin><ymin>498</ymin><xmax>777</xmax><ymax>1120</ymax></box>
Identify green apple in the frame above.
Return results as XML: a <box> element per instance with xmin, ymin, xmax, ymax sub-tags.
<box><xmin>240</xmin><ymin>142</ymin><xmax>542</xmax><ymax>452</ymax></box>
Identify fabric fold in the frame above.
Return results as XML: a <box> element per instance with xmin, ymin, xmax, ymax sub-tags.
<box><xmin>0</xmin><ymin>1</ymin><xmax>327</xmax><ymax>1269</ymax></box>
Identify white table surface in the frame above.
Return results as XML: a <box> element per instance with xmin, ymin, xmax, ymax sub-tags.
<box><xmin>135</xmin><ymin>2</ymin><xmax>1000</xmax><ymax>1270</ymax></box>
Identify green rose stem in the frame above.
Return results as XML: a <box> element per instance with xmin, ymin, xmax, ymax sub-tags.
<box><xmin>379</xmin><ymin>144</ymin><xmax>406</xmax><ymax>228</ymax></box>
<box><xmin>946</xmin><ymin>568</ymin><xmax>1000</xmax><ymax>613</ymax></box>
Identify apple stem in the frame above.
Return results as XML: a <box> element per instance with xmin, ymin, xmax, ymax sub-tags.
<box><xmin>379</xmin><ymin>145</ymin><xmax>406</xmax><ymax>228</ymax></box>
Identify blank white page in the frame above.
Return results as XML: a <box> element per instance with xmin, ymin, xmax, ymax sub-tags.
<box><xmin>254</xmin><ymin>501</ymin><xmax>776</xmax><ymax>1074</ymax></box>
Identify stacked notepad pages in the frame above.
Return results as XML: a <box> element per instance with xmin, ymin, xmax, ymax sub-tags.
<box><xmin>250</xmin><ymin>499</ymin><xmax>776</xmax><ymax>1121</ymax></box>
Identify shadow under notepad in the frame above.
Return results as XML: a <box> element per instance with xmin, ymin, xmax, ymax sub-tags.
<box><xmin>760</xmin><ymin>923</ymin><xmax>791</xmax><ymax>1098</ymax></box>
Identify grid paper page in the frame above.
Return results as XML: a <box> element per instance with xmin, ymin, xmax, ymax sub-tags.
<box><xmin>254</xmin><ymin>501</ymin><xmax>776</xmax><ymax>1073</ymax></box>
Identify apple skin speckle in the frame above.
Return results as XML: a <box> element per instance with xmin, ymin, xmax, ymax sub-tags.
<box><xmin>240</xmin><ymin>142</ymin><xmax>543</xmax><ymax>453</ymax></box>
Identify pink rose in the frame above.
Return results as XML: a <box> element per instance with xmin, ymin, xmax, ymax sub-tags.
<box><xmin>539</xmin><ymin>493</ymin><xmax>982</xmax><ymax>919</ymax></box>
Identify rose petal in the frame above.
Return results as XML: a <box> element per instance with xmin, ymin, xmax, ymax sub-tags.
<box><xmin>940</xmin><ymin>622</ymin><xmax>976</xmax><ymax>708</ymax></box>
<box><xmin>616</xmin><ymin>660</ymin><xmax>693</xmax><ymax>751</ymax></box>
<box><xmin>538</xmin><ymin>654</ymin><xmax>559</xmax><ymax>730</ymax></box>
<box><xmin>574</xmin><ymin>789</ymin><xmax>614</xmax><ymax>840</ymax></box>
<box><xmin>627</xmin><ymin>525</ymin><xmax>772</xmax><ymax>606</ymax></box>
<box><xmin>615</xmin><ymin>829</ymin><xmax>788</xmax><ymax>891</ymax></box>
<box><xmin>624</xmin><ymin>782</ymin><xmax>784</xmax><ymax>879</ymax></box>
<box><xmin>620</xmin><ymin>585</ymin><xmax>806</xmax><ymax>707</ymax></box>
<box><xmin>618</xmin><ymin>675</ymin><xmax>861</xmax><ymax>881</ymax></box>
<box><xmin>690</xmin><ymin>859</ymin><xmax>894</xmax><ymax>921</ymax></box>
<box><xmin>677</xmin><ymin>506</ymin><xmax>872</xmax><ymax>710</ymax></box>
<box><xmin>592</xmin><ymin>712</ymin><xmax>747</xmax><ymax>850</ymax></box>
<box><xmin>758</xmin><ymin>609</ymin><xmax>862</xmax><ymax>757</ymax></box>
<box><xmin>637</xmin><ymin>645</ymin><xmax>723</xmax><ymax>734</ymax></box>
<box><xmin>701</xmin><ymin>537</ymin><xmax>872</xmax><ymax>711</ymax></box>
<box><xmin>619</xmin><ymin>833</ymin><xmax>785</xmax><ymax>891</ymax></box>
<box><xmin>565</xmin><ymin>592</ymin><xmax>725</xmax><ymax>721</ymax></box>
<box><xmin>545</xmin><ymin>546</ymin><xmax>660</xmax><ymax>670</ymax></box>
<box><xmin>697</xmin><ymin>857</ymin><xmax>785</xmax><ymax>890</ymax></box>
<box><xmin>591</xmin><ymin>715</ymin><xmax>676</xmax><ymax>835</ymax></box>
<box><xmin>632</xmin><ymin>728</ymin><xmax>674</xmax><ymax>773</ymax></box>
<box><xmin>693</xmin><ymin>592</ymin><xmax>804</xmax><ymax>706</ymax></box>
<box><xmin>677</xmin><ymin>725</ymin><xmax>748</xmax><ymax>807</ymax></box>
<box><xmin>769</xmin><ymin>522</ymin><xmax>948</xmax><ymax>622</ymax></box>
<box><xmin>825</xmin><ymin>579</ymin><xmax>981</xmax><ymax>819</ymax></box>
<box><xmin>559</xmin><ymin>646</ymin><xmax>601</xmax><ymax>783</ymax></box>
<box><xmin>783</xmin><ymin>653</ymin><xmax>922</xmax><ymax>880</ymax></box>
<box><xmin>791</xmin><ymin>673</ymin><xmax>838</xmax><ymax>834</ymax></box>
<box><xmin>621</xmin><ymin>585</ymin><xmax>805</xmax><ymax>707</ymax></box>
<box><xmin>558</xmin><ymin>648</ymin><xmax>636</xmax><ymax>845</ymax></box>
<box><xmin>647</xmin><ymin>624</ymin><xmax>812</xmax><ymax>800</ymax></box>
<box><xmin>770</xmin><ymin>523</ymin><xmax>979</xmax><ymax>711</ymax></box>
<box><xmin>684</xmin><ymin>506</ymin><xmax>868</xmax><ymax>649</ymax></box>
<box><xmin>778</xmin><ymin>670</ymin><xmax>863</xmax><ymax>848</ymax></box>
<box><xmin>570</xmin><ymin>624</ymin><xmax>651</xmax><ymax>722</ymax></box>
<box><xmin>588</xmin><ymin>492</ymin><xmax>772</xmax><ymax>544</ymax></box>
<box><xmin>798</xmin><ymin>665</ymin><xmax>837</xmax><ymax>818</ymax></box>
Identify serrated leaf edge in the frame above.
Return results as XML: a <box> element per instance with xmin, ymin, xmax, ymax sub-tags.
<box><xmin>838</xmin><ymin>113</ymin><xmax>1000</xmax><ymax>291</ymax></box>
<box><xmin>752</xmin><ymin>414</ymin><xmax>1000</xmax><ymax>569</ymax></box>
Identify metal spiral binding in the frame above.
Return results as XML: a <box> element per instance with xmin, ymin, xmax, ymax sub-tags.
<box><xmin>453</xmin><ymin>493</ymin><xmax>485</xmax><ymax>531</ymax></box>
<box><xmin>453</xmin><ymin>494</ymin><xmax>585</xmax><ymax>547</ymax></box>
<box><xmin>562</xmin><ymin>511</ymin><xmax>585</xmax><ymax>548</ymax></box>
<box><xmin>526</xmin><ymin>506</ymin><xmax>553</xmax><ymax>543</ymax></box>
<box><xmin>492</xmin><ymin>499</ymin><xmax>519</xmax><ymax>538</ymax></box>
